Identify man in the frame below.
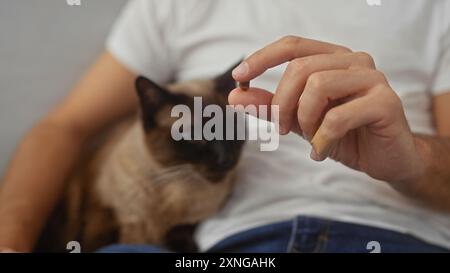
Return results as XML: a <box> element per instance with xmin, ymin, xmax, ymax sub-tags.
<box><xmin>1</xmin><ymin>0</ymin><xmax>449</xmax><ymax>252</ymax></box>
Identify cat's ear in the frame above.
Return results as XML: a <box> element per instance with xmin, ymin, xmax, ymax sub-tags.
<box><xmin>214</xmin><ymin>59</ymin><xmax>243</xmax><ymax>95</ymax></box>
<box><xmin>135</xmin><ymin>76</ymin><xmax>173</xmax><ymax>130</ymax></box>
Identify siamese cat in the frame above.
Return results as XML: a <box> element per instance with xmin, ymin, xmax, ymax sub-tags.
<box><xmin>36</xmin><ymin>63</ymin><xmax>245</xmax><ymax>252</ymax></box>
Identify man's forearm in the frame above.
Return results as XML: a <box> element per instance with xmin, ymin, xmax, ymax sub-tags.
<box><xmin>0</xmin><ymin>120</ymin><xmax>86</xmax><ymax>251</ymax></box>
<box><xmin>398</xmin><ymin>135</ymin><xmax>450</xmax><ymax>212</ymax></box>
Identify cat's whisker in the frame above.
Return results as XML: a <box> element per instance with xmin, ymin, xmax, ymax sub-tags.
<box><xmin>155</xmin><ymin>164</ymin><xmax>193</xmax><ymax>175</ymax></box>
<box><xmin>150</xmin><ymin>164</ymin><xmax>198</xmax><ymax>184</ymax></box>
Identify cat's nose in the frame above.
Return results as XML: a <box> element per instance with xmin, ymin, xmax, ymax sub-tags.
<box><xmin>211</xmin><ymin>144</ymin><xmax>235</xmax><ymax>171</ymax></box>
<box><xmin>215</xmin><ymin>155</ymin><xmax>235</xmax><ymax>170</ymax></box>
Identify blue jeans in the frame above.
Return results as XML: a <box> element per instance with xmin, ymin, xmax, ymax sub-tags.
<box><xmin>98</xmin><ymin>216</ymin><xmax>449</xmax><ymax>253</ymax></box>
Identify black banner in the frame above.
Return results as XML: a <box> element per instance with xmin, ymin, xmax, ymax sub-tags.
<box><xmin>0</xmin><ymin>253</ymin><xmax>444</xmax><ymax>272</ymax></box>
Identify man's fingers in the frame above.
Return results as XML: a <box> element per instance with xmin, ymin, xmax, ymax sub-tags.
<box><xmin>232</xmin><ymin>36</ymin><xmax>351</xmax><ymax>81</ymax></box>
<box><xmin>228</xmin><ymin>87</ymin><xmax>303</xmax><ymax>135</ymax></box>
<box><xmin>229</xmin><ymin>87</ymin><xmax>273</xmax><ymax>109</ymax></box>
<box><xmin>310</xmin><ymin>86</ymin><xmax>398</xmax><ymax>161</ymax></box>
<box><xmin>310</xmin><ymin>95</ymin><xmax>378</xmax><ymax>161</ymax></box>
<box><xmin>298</xmin><ymin>69</ymin><xmax>387</xmax><ymax>140</ymax></box>
<box><xmin>228</xmin><ymin>87</ymin><xmax>274</xmax><ymax>120</ymax></box>
<box><xmin>273</xmin><ymin>53</ymin><xmax>377</xmax><ymax>134</ymax></box>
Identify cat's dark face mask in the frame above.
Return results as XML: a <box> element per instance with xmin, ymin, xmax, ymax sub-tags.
<box><xmin>135</xmin><ymin>62</ymin><xmax>245</xmax><ymax>182</ymax></box>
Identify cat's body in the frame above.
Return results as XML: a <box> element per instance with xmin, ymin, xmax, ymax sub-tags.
<box><xmin>36</xmin><ymin>63</ymin><xmax>244</xmax><ymax>252</ymax></box>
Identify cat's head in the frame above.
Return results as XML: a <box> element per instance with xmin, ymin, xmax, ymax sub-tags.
<box><xmin>135</xmin><ymin>62</ymin><xmax>245</xmax><ymax>182</ymax></box>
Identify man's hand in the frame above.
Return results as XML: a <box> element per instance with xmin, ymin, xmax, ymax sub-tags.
<box><xmin>230</xmin><ymin>36</ymin><xmax>425</xmax><ymax>187</ymax></box>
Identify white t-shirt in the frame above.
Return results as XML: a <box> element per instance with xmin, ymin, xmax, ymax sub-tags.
<box><xmin>107</xmin><ymin>0</ymin><xmax>450</xmax><ymax>251</ymax></box>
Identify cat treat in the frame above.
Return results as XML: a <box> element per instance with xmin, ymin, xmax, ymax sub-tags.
<box><xmin>237</xmin><ymin>81</ymin><xmax>250</xmax><ymax>91</ymax></box>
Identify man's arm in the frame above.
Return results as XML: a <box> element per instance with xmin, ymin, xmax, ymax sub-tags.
<box><xmin>0</xmin><ymin>51</ymin><xmax>137</xmax><ymax>252</ymax></box>
<box><xmin>405</xmin><ymin>92</ymin><xmax>450</xmax><ymax>212</ymax></box>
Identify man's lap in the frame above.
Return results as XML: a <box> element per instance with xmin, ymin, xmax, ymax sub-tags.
<box><xmin>97</xmin><ymin>216</ymin><xmax>449</xmax><ymax>253</ymax></box>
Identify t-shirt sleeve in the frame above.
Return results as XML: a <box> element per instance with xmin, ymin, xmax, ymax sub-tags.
<box><xmin>431</xmin><ymin>2</ymin><xmax>450</xmax><ymax>96</ymax></box>
<box><xmin>106</xmin><ymin>0</ymin><xmax>174</xmax><ymax>83</ymax></box>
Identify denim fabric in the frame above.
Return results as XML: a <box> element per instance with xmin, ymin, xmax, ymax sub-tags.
<box><xmin>97</xmin><ymin>216</ymin><xmax>449</xmax><ymax>253</ymax></box>
<box><xmin>97</xmin><ymin>244</ymin><xmax>167</xmax><ymax>253</ymax></box>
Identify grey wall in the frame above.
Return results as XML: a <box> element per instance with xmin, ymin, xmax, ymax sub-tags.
<box><xmin>0</xmin><ymin>0</ymin><xmax>127</xmax><ymax>175</ymax></box>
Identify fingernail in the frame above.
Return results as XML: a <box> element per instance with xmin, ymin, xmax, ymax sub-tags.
<box><xmin>232</xmin><ymin>62</ymin><xmax>249</xmax><ymax>78</ymax></box>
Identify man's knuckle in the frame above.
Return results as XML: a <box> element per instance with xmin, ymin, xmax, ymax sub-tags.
<box><xmin>307</xmin><ymin>72</ymin><xmax>328</xmax><ymax>90</ymax></box>
<box><xmin>323</xmin><ymin>110</ymin><xmax>344</xmax><ymax>138</ymax></box>
<box><xmin>281</xmin><ymin>35</ymin><xmax>301</xmax><ymax>45</ymax></box>
<box><xmin>355</xmin><ymin>51</ymin><xmax>376</xmax><ymax>67</ymax></box>
<box><xmin>386</xmin><ymin>92</ymin><xmax>402</xmax><ymax>111</ymax></box>
<box><xmin>288</xmin><ymin>58</ymin><xmax>309</xmax><ymax>75</ymax></box>
<box><xmin>336</xmin><ymin>45</ymin><xmax>352</xmax><ymax>54</ymax></box>
<box><xmin>372</xmin><ymin>86</ymin><xmax>401</xmax><ymax>113</ymax></box>
<box><xmin>372</xmin><ymin>70</ymin><xmax>388</xmax><ymax>83</ymax></box>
